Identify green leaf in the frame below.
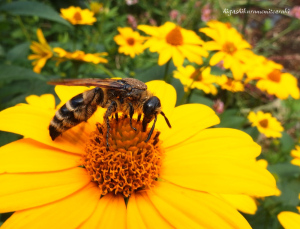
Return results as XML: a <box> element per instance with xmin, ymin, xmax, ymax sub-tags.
<box><xmin>188</xmin><ymin>93</ymin><xmax>214</xmax><ymax>107</ymax></box>
<box><xmin>217</xmin><ymin>109</ymin><xmax>247</xmax><ymax>128</ymax></box>
<box><xmin>280</xmin><ymin>132</ymin><xmax>295</xmax><ymax>153</ymax></box>
<box><xmin>268</xmin><ymin>162</ymin><xmax>300</xmax><ymax>178</ymax></box>
<box><xmin>0</xmin><ymin>1</ymin><xmax>72</xmax><ymax>28</ymax></box>
<box><xmin>6</xmin><ymin>42</ymin><xmax>30</xmax><ymax>61</ymax></box>
<box><xmin>0</xmin><ymin>131</ymin><xmax>21</xmax><ymax>147</ymax></box>
<box><xmin>0</xmin><ymin>64</ymin><xmax>46</xmax><ymax>82</ymax></box>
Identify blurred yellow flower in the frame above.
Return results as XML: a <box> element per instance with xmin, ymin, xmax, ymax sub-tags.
<box><xmin>200</xmin><ymin>20</ymin><xmax>253</xmax><ymax>80</ymax></box>
<box><xmin>114</xmin><ymin>27</ymin><xmax>146</xmax><ymax>58</ymax></box>
<box><xmin>216</xmin><ymin>75</ymin><xmax>244</xmax><ymax>92</ymax></box>
<box><xmin>247</xmin><ymin>111</ymin><xmax>284</xmax><ymax>138</ymax></box>
<box><xmin>60</xmin><ymin>6</ymin><xmax>96</xmax><ymax>25</ymax></box>
<box><xmin>174</xmin><ymin>65</ymin><xmax>218</xmax><ymax>95</ymax></box>
<box><xmin>138</xmin><ymin>21</ymin><xmax>208</xmax><ymax>67</ymax></box>
<box><xmin>28</xmin><ymin>29</ymin><xmax>53</xmax><ymax>73</ymax></box>
<box><xmin>291</xmin><ymin>145</ymin><xmax>300</xmax><ymax>166</ymax></box>
<box><xmin>53</xmin><ymin>47</ymin><xmax>108</xmax><ymax>64</ymax></box>
<box><xmin>0</xmin><ymin>81</ymin><xmax>280</xmax><ymax>228</ymax></box>
<box><xmin>278</xmin><ymin>195</ymin><xmax>300</xmax><ymax>229</ymax></box>
<box><xmin>90</xmin><ymin>2</ymin><xmax>103</xmax><ymax>14</ymax></box>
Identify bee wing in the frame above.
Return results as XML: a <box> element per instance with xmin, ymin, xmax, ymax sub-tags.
<box><xmin>48</xmin><ymin>78</ymin><xmax>125</xmax><ymax>89</ymax></box>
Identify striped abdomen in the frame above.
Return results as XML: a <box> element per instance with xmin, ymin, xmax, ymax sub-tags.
<box><xmin>49</xmin><ymin>87</ymin><xmax>104</xmax><ymax>140</ymax></box>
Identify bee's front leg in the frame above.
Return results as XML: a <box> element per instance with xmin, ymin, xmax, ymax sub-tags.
<box><xmin>104</xmin><ymin>101</ymin><xmax>117</xmax><ymax>149</ymax></box>
<box><xmin>128</xmin><ymin>103</ymin><xmax>137</xmax><ymax>131</ymax></box>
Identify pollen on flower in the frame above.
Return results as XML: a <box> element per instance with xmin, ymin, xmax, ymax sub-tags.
<box><xmin>127</xmin><ymin>38</ymin><xmax>135</xmax><ymax>46</ymax></box>
<box><xmin>222</xmin><ymin>42</ymin><xmax>237</xmax><ymax>54</ymax></box>
<box><xmin>166</xmin><ymin>27</ymin><xmax>183</xmax><ymax>46</ymax></box>
<box><xmin>267</xmin><ymin>69</ymin><xmax>281</xmax><ymax>82</ymax></box>
<box><xmin>83</xmin><ymin>116</ymin><xmax>163</xmax><ymax>197</ymax></box>
<box><xmin>259</xmin><ymin>119</ymin><xmax>268</xmax><ymax>128</ymax></box>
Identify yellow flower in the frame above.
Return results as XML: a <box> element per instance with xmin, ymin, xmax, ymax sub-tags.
<box><xmin>200</xmin><ymin>20</ymin><xmax>253</xmax><ymax>80</ymax></box>
<box><xmin>114</xmin><ymin>27</ymin><xmax>146</xmax><ymax>58</ymax></box>
<box><xmin>247</xmin><ymin>111</ymin><xmax>284</xmax><ymax>138</ymax></box>
<box><xmin>256</xmin><ymin>70</ymin><xmax>300</xmax><ymax>100</ymax></box>
<box><xmin>291</xmin><ymin>145</ymin><xmax>300</xmax><ymax>166</ymax></box>
<box><xmin>90</xmin><ymin>2</ymin><xmax>103</xmax><ymax>14</ymax></box>
<box><xmin>53</xmin><ymin>47</ymin><xmax>108</xmax><ymax>64</ymax></box>
<box><xmin>27</xmin><ymin>29</ymin><xmax>53</xmax><ymax>73</ymax></box>
<box><xmin>0</xmin><ymin>81</ymin><xmax>279</xmax><ymax>228</ymax></box>
<box><xmin>138</xmin><ymin>22</ymin><xmax>208</xmax><ymax>67</ymax></box>
<box><xmin>216</xmin><ymin>75</ymin><xmax>244</xmax><ymax>92</ymax></box>
<box><xmin>173</xmin><ymin>65</ymin><xmax>218</xmax><ymax>95</ymax></box>
<box><xmin>60</xmin><ymin>6</ymin><xmax>96</xmax><ymax>25</ymax></box>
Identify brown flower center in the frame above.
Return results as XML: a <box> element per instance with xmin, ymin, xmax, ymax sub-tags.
<box><xmin>267</xmin><ymin>69</ymin><xmax>281</xmax><ymax>83</ymax></box>
<box><xmin>222</xmin><ymin>42</ymin><xmax>237</xmax><ymax>55</ymax></box>
<box><xmin>73</xmin><ymin>11</ymin><xmax>82</xmax><ymax>21</ymax></box>
<box><xmin>127</xmin><ymin>38</ymin><xmax>135</xmax><ymax>46</ymax></box>
<box><xmin>190</xmin><ymin>69</ymin><xmax>202</xmax><ymax>81</ymax></box>
<box><xmin>226</xmin><ymin>79</ymin><xmax>233</xmax><ymax>86</ymax></box>
<box><xmin>166</xmin><ymin>27</ymin><xmax>183</xmax><ymax>46</ymax></box>
<box><xmin>83</xmin><ymin>116</ymin><xmax>163</xmax><ymax>197</ymax></box>
<box><xmin>259</xmin><ymin>119</ymin><xmax>268</xmax><ymax>128</ymax></box>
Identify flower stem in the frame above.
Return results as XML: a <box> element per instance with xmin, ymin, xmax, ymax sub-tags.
<box><xmin>17</xmin><ymin>16</ymin><xmax>31</xmax><ymax>41</ymax></box>
<box><xmin>163</xmin><ymin>60</ymin><xmax>171</xmax><ymax>83</ymax></box>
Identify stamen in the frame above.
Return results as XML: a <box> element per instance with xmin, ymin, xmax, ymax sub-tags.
<box><xmin>127</xmin><ymin>38</ymin><xmax>135</xmax><ymax>46</ymax></box>
<box><xmin>83</xmin><ymin>116</ymin><xmax>163</xmax><ymax>197</ymax></box>
<box><xmin>259</xmin><ymin>119</ymin><xmax>268</xmax><ymax>128</ymax></box>
<box><xmin>222</xmin><ymin>42</ymin><xmax>237</xmax><ymax>54</ymax></box>
<box><xmin>73</xmin><ymin>12</ymin><xmax>82</xmax><ymax>21</ymax></box>
<box><xmin>267</xmin><ymin>69</ymin><xmax>281</xmax><ymax>83</ymax></box>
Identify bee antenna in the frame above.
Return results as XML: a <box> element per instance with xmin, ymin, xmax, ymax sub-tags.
<box><xmin>160</xmin><ymin>111</ymin><xmax>171</xmax><ymax>128</ymax></box>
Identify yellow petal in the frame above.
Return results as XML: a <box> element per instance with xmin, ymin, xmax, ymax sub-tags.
<box><xmin>0</xmin><ymin>139</ymin><xmax>81</xmax><ymax>173</ymax></box>
<box><xmin>25</xmin><ymin>94</ymin><xmax>56</xmax><ymax>110</ymax></box>
<box><xmin>127</xmin><ymin>192</ymin><xmax>173</xmax><ymax>229</ymax></box>
<box><xmin>2</xmin><ymin>183</ymin><xmax>100</xmax><ymax>229</ymax></box>
<box><xmin>218</xmin><ymin>194</ymin><xmax>257</xmax><ymax>215</ymax></box>
<box><xmin>0</xmin><ymin>104</ymin><xmax>92</xmax><ymax>154</ymax></box>
<box><xmin>161</xmin><ymin>141</ymin><xmax>279</xmax><ymax>196</ymax></box>
<box><xmin>0</xmin><ymin>168</ymin><xmax>91</xmax><ymax>213</ymax></box>
<box><xmin>210</xmin><ymin>51</ymin><xmax>226</xmax><ymax>66</ymax></box>
<box><xmin>164</xmin><ymin>128</ymin><xmax>261</xmax><ymax>159</ymax></box>
<box><xmin>146</xmin><ymin>80</ymin><xmax>177</xmax><ymax>131</ymax></box>
<box><xmin>147</xmin><ymin>181</ymin><xmax>252</xmax><ymax>229</ymax></box>
<box><xmin>158</xmin><ymin>47</ymin><xmax>172</xmax><ymax>66</ymax></box>
<box><xmin>160</xmin><ymin>104</ymin><xmax>220</xmax><ymax>148</ymax></box>
<box><xmin>79</xmin><ymin>193</ymin><xmax>126</xmax><ymax>229</ymax></box>
<box><xmin>278</xmin><ymin>211</ymin><xmax>300</xmax><ymax>229</ymax></box>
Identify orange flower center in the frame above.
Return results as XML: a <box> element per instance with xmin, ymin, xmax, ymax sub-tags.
<box><xmin>222</xmin><ymin>42</ymin><xmax>237</xmax><ymax>55</ymax></box>
<box><xmin>226</xmin><ymin>79</ymin><xmax>233</xmax><ymax>86</ymax></box>
<box><xmin>83</xmin><ymin>116</ymin><xmax>163</xmax><ymax>197</ymax></box>
<box><xmin>73</xmin><ymin>11</ymin><xmax>82</xmax><ymax>21</ymax></box>
<box><xmin>127</xmin><ymin>38</ymin><xmax>135</xmax><ymax>46</ymax></box>
<box><xmin>259</xmin><ymin>119</ymin><xmax>268</xmax><ymax>128</ymax></box>
<box><xmin>166</xmin><ymin>27</ymin><xmax>183</xmax><ymax>46</ymax></box>
<box><xmin>190</xmin><ymin>69</ymin><xmax>202</xmax><ymax>81</ymax></box>
<box><xmin>267</xmin><ymin>69</ymin><xmax>281</xmax><ymax>83</ymax></box>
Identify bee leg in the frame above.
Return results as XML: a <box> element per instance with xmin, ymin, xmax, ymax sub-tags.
<box><xmin>128</xmin><ymin>103</ymin><xmax>137</xmax><ymax>131</ymax></box>
<box><xmin>145</xmin><ymin>114</ymin><xmax>157</xmax><ymax>142</ymax></box>
<box><xmin>137</xmin><ymin>114</ymin><xmax>142</xmax><ymax>122</ymax></box>
<box><xmin>104</xmin><ymin>101</ymin><xmax>117</xmax><ymax>149</ymax></box>
<box><xmin>115</xmin><ymin>113</ymin><xmax>119</xmax><ymax>122</ymax></box>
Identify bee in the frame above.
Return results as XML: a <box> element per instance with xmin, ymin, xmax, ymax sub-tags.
<box><xmin>48</xmin><ymin>78</ymin><xmax>171</xmax><ymax>146</ymax></box>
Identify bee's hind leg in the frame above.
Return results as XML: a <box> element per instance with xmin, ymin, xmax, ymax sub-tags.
<box><xmin>128</xmin><ymin>103</ymin><xmax>137</xmax><ymax>131</ymax></box>
<box><xmin>104</xmin><ymin>101</ymin><xmax>117</xmax><ymax>149</ymax></box>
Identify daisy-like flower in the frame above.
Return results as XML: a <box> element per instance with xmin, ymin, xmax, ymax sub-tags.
<box><xmin>90</xmin><ymin>2</ymin><xmax>103</xmax><ymax>14</ymax></box>
<box><xmin>138</xmin><ymin>22</ymin><xmax>208</xmax><ymax>67</ymax></box>
<box><xmin>200</xmin><ymin>20</ymin><xmax>253</xmax><ymax>80</ymax></box>
<box><xmin>27</xmin><ymin>29</ymin><xmax>53</xmax><ymax>73</ymax></box>
<box><xmin>53</xmin><ymin>47</ymin><xmax>108</xmax><ymax>64</ymax></box>
<box><xmin>60</xmin><ymin>6</ymin><xmax>96</xmax><ymax>25</ymax></box>
<box><xmin>291</xmin><ymin>145</ymin><xmax>300</xmax><ymax>166</ymax></box>
<box><xmin>114</xmin><ymin>27</ymin><xmax>146</xmax><ymax>58</ymax></box>
<box><xmin>247</xmin><ymin>111</ymin><xmax>284</xmax><ymax>138</ymax></box>
<box><xmin>216</xmin><ymin>74</ymin><xmax>244</xmax><ymax>92</ymax></box>
<box><xmin>0</xmin><ymin>81</ymin><xmax>280</xmax><ymax>228</ymax></box>
<box><xmin>174</xmin><ymin>65</ymin><xmax>218</xmax><ymax>95</ymax></box>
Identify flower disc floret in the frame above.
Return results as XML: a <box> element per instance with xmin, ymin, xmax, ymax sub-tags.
<box><xmin>84</xmin><ymin>117</ymin><xmax>163</xmax><ymax>197</ymax></box>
